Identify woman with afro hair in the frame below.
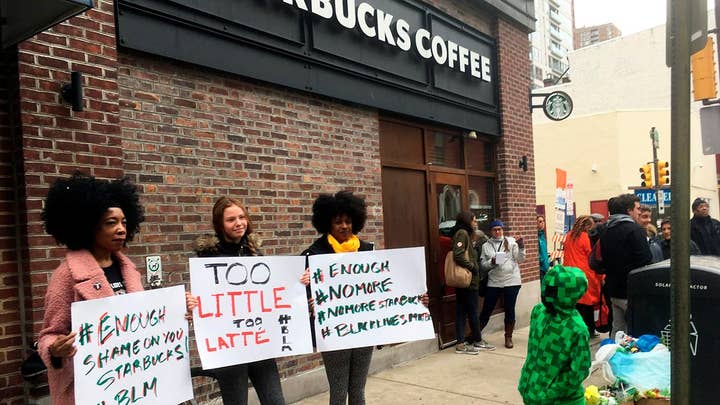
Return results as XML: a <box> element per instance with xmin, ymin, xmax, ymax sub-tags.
<box><xmin>300</xmin><ymin>191</ymin><xmax>375</xmax><ymax>405</ymax></box>
<box><xmin>38</xmin><ymin>172</ymin><xmax>147</xmax><ymax>404</ymax></box>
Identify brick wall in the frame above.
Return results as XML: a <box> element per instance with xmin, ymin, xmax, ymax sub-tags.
<box><xmin>496</xmin><ymin>18</ymin><xmax>538</xmax><ymax>282</ymax></box>
<box><xmin>14</xmin><ymin>0</ymin><xmax>121</xmax><ymax>400</ymax></box>
<box><xmin>117</xmin><ymin>52</ymin><xmax>384</xmax><ymax>400</ymax></box>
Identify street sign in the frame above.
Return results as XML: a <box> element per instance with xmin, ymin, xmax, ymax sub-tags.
<box><xmin>635</xmin><ymin>189</ymin><xmax>672</xmax><ymax>206</ymax></box>
<box><xmin>700</xmin><ymin>105</ymin><xmax>720</xmax><ymax>155</ymax></box>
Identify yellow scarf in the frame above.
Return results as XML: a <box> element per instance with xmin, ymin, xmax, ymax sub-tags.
<box><xmin>327</xmin><ymin>234</ymin><xmax>360</xmax><ymax>252</ymax></box>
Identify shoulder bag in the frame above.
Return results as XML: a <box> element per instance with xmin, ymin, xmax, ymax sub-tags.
<box><xmin>444</xmin><ymin>248</ymin><xmax>472</xmax><ymax>288</ymax></box>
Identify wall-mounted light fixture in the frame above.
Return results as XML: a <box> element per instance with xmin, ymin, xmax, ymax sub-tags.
<box><xmin>518</xmin><ymin>155</ymin><xmax>528</xmax><ymax>171</ymax></box>
<box><xmin>467</xmin><ymin>130</ymin><xmax>478</xmax><ymax>139</ymax></box>
<box><xmin>60</xmin><ymin>71</ymin><xmax>83</xmax><ymax>112</ymax></box>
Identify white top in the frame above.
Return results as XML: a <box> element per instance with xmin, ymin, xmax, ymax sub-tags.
<box><xmin>480</xmin><ymin>236</ymin><xmax>526</xmax><ymax>287</ymax></box>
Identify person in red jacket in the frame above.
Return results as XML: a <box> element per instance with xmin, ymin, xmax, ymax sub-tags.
<box><xmin>562</xmin><ymin>215</ymin><xmax>603</xmax><ymax>337</ymax></box>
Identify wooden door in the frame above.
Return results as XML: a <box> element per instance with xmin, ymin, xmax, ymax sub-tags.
<box><xmin>429</xmin><ymin>172</ymin><xmax>467</xmax><ymax>347</ymax></box>
<box><xmin>381</xmin><ymin>167</ymin><xmax>429</xmax><ymax>250</ymax></box>
<box><xmin>379</xmin><ymin>117</ymin><xmax>497</xmax><ymax>348</ymax></box>
<box><xmin>590</xmin><ymin>200</ymin><xmax>608</xmax><ymax>220</ymax></box>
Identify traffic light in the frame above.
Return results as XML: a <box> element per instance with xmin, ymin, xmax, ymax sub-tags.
<box><xmin>691</xmin><ymin>37</ymin><xmax>717</xmax><ymax>101</ymax></box>
<box><xmin>657</xmin><ymin>160</ymin><xmax>670</xmax><ymax>185</ymax></box>
<box><xmin>640</xmin><ymin>164</ymin><xmax>653</xmax><ymax>188</ymax></box>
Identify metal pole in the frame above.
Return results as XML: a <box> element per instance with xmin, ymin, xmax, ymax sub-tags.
<box><xmin>650</xmin><ymin>127</ymin><xmax>660</xmax><ymax>214</ymax></box>
<box><xmin>670</xmin><ymin>0</ymin><xmax>691</xmax><ymax>404</ymax></box>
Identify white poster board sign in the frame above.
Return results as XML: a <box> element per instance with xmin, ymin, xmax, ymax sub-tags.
<box><xmin>309</xmin><ymin>247</ymin><xmax>434</xmax><ymax>351</ymax></box>
<box><xmin>189</xmin><ymin>256</ymin><xmax>312</xmax><ymax>369</ymax></box>
<box><xmin>71</xmin><ymin>286</ymin><xmax>192</xmax><ymax>405</ymax></box>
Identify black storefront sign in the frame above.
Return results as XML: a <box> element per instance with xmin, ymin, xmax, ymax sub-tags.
<box><xmin>116</xmin><ymin>0</ymin><xmax>502</xmax><ymax>134</ymax></box>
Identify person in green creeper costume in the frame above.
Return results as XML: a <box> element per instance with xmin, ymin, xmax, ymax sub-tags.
<box><xmin>518</xmin><ymin>264</ymin><xmax>591</xmax><ymax>404</ymax></box>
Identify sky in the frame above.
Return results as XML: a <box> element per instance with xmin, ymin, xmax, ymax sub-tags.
<box><xmin>573</xmin><ymin>0</ymin><xmax>715</xmax><ymax>36</ymax></box>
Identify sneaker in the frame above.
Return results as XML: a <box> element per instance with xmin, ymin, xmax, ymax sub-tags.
<box><xmin>455</xmin><ymin>343</ymin><xmax>479</xmax><ymax>355</ymax></box>
<box><xmin>473</xmin><ymin>340</ymin><xmax>496</xmax><ymax>351</ymax></box>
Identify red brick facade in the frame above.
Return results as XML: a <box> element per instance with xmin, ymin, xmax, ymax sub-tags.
<box><xmin>0</xmin><ymin>1</ymin><xmax>535</xmax><ymax>403</ymax></box>
<box><xmin>496</xmin><ymin>19</ymin><xmax>538</xmax><ymax>283</ymax></box>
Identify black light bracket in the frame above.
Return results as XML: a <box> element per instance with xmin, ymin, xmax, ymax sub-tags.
<box><xmin>519</xmin><ymin>155</ymin><xmax>528</xmax><ymax>172</ymax></box>
<box><xmin>60</xmin><ymin>71</ymin><xmax>83</xmax><ymax>111</ymax></box>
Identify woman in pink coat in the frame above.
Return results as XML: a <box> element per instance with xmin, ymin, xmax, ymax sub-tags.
<box><xmin>38</xmin><ymin>173</ymin><xmax>147</xmax><ymax>405</ymax></box>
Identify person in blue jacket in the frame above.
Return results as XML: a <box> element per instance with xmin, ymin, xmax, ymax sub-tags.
<box><xmin>537</xmin><ymin>215</ymin><xmax>549</xmax><ymax>280</ymax></box>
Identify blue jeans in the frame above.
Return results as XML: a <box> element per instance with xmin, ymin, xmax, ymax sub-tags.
<box><xmin>455</xmin><ymin>287</ymin><xmax>480</xmax><ymax>343</ymax></box>
<box><xmin>479</xmin><ymin>285</ymin><xmax>521</xmax><ymax>324</ymax></box>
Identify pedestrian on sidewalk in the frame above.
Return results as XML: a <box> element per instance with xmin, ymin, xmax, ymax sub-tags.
<box><xmin>659</xmin><ymin>218</ymin><xmax>700</xmax><ymax>259</ymax></box>
<box><xmin>597</xmin><ymin>193</ymin><xmax>652</xmax><ymax>336</ymax></box>
<box><xmin>690</xmin><ymin>197</ymin><xmax>720</xmax><ymax>255</ymax></box>
<box><xmin>37</xmin><ymin>173</ymin><xmax>174</xmax><ymax>405</ymax></box>
<box><xmin>450</xmin><ymin>212</ymin><xmax>493</xmax><ymax>354</ymax></box>
<box><xmin>562</xmin><ymin>216</ymin><xmax>602</xmax><ymax>337</ymax></box>
<box><xmin>479</xmin><ymin>219</ymin><xmax>526</xmax><ymax>349</ymax></box>
<box><xmin>637</xmin><ymin>205</ymin><xmax>663</xmax><ymax>263</ymax></box>
<box><xmin>537</xmin><ymin>215</ymin><xmax>550</xmax><ymax>282</ymax></box>
<box><xmin>191</xmin><ymin>196</ymin><xmax>286</xmax><ymax>405</ymax></box>
<box><xmin>518</xmin><ymin>264</ymin><xmax>590</xmax><ymax>405</ymax></box>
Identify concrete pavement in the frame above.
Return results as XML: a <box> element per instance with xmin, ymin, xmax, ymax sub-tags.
<box><xmin>292</xmin><ymin>327</ymin><xmax>529</xmax><ymax>404</ymax></box>
<box><xmin>291</xmin><ymin>327</ymin><xmax>607</xmax><ymax>405</ymax></box>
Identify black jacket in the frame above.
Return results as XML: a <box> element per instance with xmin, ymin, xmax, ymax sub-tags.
<box><xmin>194</xmin><ymin>234</ymin><xmax>259</xmax><ymax>258</ymax></box>
<box><xmin>301</xmin><ymin>235</ymin><xmax>374</xmax><ymax>257</ymax></box>
<box><xmin>690</xmin><ymin>215</ymin><xmax>720</xmax><ymax>256</ymax></box>
<box><xmin>600</xmin><ymin>215</ymin><xmax>652</xmax><ymax>299</ymax></box>
<box><xmin>660</xmin><ymin>238</ymin><xmax>701</xmax><ymax>260</ymax></box>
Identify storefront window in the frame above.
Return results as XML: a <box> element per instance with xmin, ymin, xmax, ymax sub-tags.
<box><xmin>468</xmin><ymin>176</ymin><xmax>495</xmax><ymax>231</ymax></box>
<box><xmin>437</xmin><ymin>184</ymin><xmax>462</xmax><ymax>236</ymax></box>
<box><xmin>428</xmin><ymin>131</ymin><xmax>463</xmax><ymax>169</ymax></box>
<box><xmin>465</xmin><ymin>138</ymin><xmax>494</xmax><ymax>171</ymax></box>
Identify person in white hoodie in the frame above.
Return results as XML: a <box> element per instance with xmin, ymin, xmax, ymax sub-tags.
<box><xmin>478</xmin><ymin>219</ymin><xmax>526</xmax><ymax>348</ymax></box>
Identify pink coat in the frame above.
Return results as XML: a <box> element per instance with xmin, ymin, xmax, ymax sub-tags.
<box><xmin>38</xmin><ymin>250</ymin><xmax>144</xmax><ymax>405</ymax></box>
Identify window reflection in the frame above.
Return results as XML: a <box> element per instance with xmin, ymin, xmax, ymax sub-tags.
<box><xmin>428</xmin><ymin>132</ymin><xmax>463</xmax><ymax>168</ymax></box>
<box><xmin>469</xmin><ymin>176</ymin><xmax>495</xmax><ymax>231</ymax></box>
<box><xmin>437</xmin><ymin>184</ymin><xmax>461</xmax><ymax>236</ymax></box>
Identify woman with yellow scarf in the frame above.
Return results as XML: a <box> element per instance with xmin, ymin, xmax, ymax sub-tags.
<box><xmin>301</xmin><ymin>191</ymin><xmax>375</xmax><ymax>405</ymax></box>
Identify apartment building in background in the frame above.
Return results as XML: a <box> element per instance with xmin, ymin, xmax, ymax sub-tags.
<box><xmin>529</xmin><ymin>0</ymin><xmax>574</xmax><ymax>88</ymax></box>
<box><xmin>574</xmin><ymin>23</ymin><xmax>622</xmax><ymax>49</ymax></box>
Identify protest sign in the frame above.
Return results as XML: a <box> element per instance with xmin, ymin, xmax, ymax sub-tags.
<box><xmin>309</xmin><ymin>246</ymin><xmax>434</xmax><ymax>351</ymax></box>
<box><xmin>71</xmin><ymin>285</ymin><xmax>192</xmax><ymax>405</ymax></box>
<box><xmin>189</xmin><ymin>256</ymin><xmax>312</xmax><ymax>369</ymax></box>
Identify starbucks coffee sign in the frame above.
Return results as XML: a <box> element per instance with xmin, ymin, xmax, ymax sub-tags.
<box><xmin>282</xmin><ymin>0</ymin><xmax>492</xmax><ymax>82</ymax></box>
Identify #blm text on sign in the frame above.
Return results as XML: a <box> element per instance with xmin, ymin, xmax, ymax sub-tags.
<box><xmin>189</xmin><ymin>256</ymin><xmax>313</xmax><ymax>369</ymax></box>
<box><xmin>71</xmin><ymin>285</ymin><xmax>193</xmax><ymax>405</ymax></box>
<box><xmin>309</xmin><ymin>246</ymin><xmax>434</xmax><ymax>351</ymax></box>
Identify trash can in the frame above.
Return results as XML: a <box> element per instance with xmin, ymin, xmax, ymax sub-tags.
<box><xmin>627</xmin><ymin>255</ymin><xmax>720</xmax><ymax>404</ymax></box>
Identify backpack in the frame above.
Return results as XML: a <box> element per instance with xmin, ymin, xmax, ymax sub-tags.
<box><xmin>589</xmin><ymin>225</ymin><xmax>607</xmax><ymax>273</ymax></box>
<box><xmin>589</xmin><ymin>240</ymin><xmax>603</xmax><ymax>272</ymax></box>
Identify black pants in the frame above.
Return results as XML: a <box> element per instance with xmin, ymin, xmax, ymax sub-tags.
<box><xmin>576</xmin><ymin>303</ymin><xmax>595</xmax><ymax>335</ymax></box>
<box><xmin>214</xmin><ymin>358</ymin><xmax>285</xmax><ymax>405</ymax></box>
<box><xmin>322</xmin><ymin>346</ymin><xmax>374</xmax><ymax>405</ymax></box>
<box><xmin>455</xmin><ymin>287</ymin><xmax>480</xmax><ymax>343</ymax></box>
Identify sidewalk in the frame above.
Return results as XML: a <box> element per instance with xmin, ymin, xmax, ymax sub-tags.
<box><xmin>292</xmin><ymin>327</ymin><xmax>528</xmax><ymax>405</ymax></box>
<box><xmin>291</xmin><ymin>327</ymin><xmax>607</xmax><ymax>404</ymax></box>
